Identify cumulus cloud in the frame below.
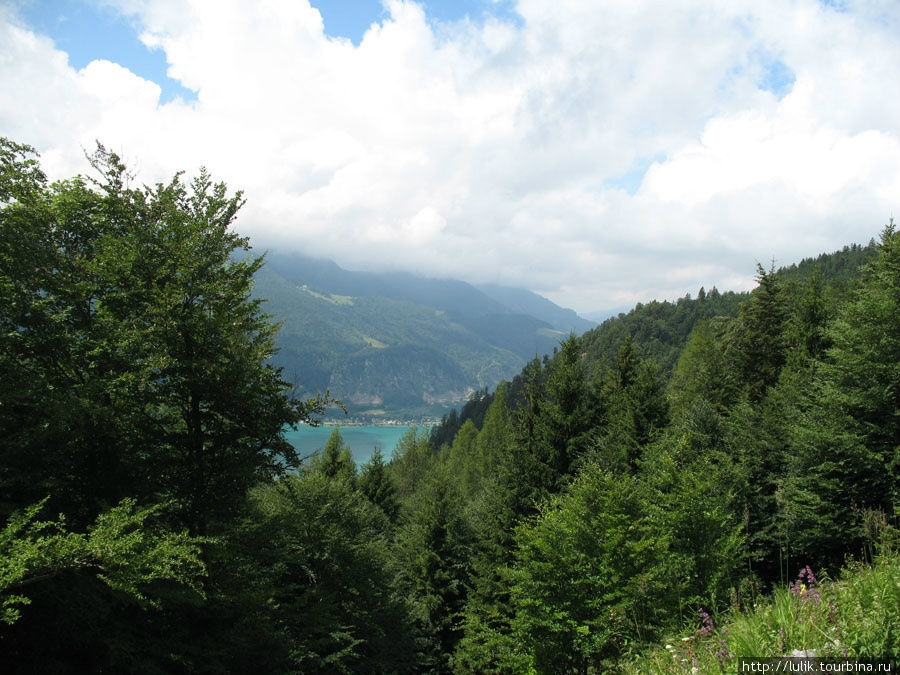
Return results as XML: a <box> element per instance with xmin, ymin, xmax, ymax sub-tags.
<box><xmin>1</xmin><ymin>0</ymin><xmax>898</xmax><ymax>312</ymax></box>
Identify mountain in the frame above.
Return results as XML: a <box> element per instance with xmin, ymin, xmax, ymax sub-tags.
<box><xmin>262</xmin><ymin>252</ymin><xmax>506</xmax><ymax>317</ymax></box>
<box><xmin>476</xmin><ymin>283</ymin><xmax>596</xmax><ymax>333</ymax></box>
<box><xmin>580</xmin><ymin>288</ymin><xmax>746</xmax><ymax>376</ymax></box>
<box><xmin>432</xmin><ymin>237</ymin><xmax>881</xmax><ymax>447</ymax></box>
<box><xmin>253</xmin><ymin>252</ymin><xmax>592</xmax><ymax>418</ymax></box>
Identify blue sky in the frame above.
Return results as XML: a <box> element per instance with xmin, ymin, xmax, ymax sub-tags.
<box><xmin>315</xmin><ymin>0</ymin><xmax>520</xmax><ymax>41</ymax></box>
<box><xmin>19</xmin><ymin>0</ymin><xmax>520</xmax><ymax>103</ymax></box>
<box><xmin>2</xmin><ymin>0</ymin><xmax>897</xmax><ymax>312</ymax></box>
<box><xmin>20</xmin><ymin>0</ymin><xmax>194</xmax><ymax>102</ymax></box>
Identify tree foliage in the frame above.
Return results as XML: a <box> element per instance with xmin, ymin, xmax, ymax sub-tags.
<box><xmin>1</xmin><ymin>499</ymin><xmax>205</xmax><ymax>627</ymax></box>
<box><xmin>229</xmin><ymin>475</ymin><xmax>418</xmax><ymax>673</ymax></box>
<box><xmin>358</xmin><ymin>447</ymin><xmax>399</xmax><ymax>521</ymax></box>
<box><xmin>0</xmin><ymin>138</ymin><xmax>328</xmax><ymax>671</ymax></box>
<box><xmin>0</xmin><ymin>142</ymin><xmax>321</xmax><ymax>535</ymax></box>
<box><xmin>3</xmin><ymin>135</ymin><xmax>896</xmax><ymax>672</ymax></box>
<box><xmin>311</xmin><ymin>427</ymin><xmax>356</xmax><ymax>483</ymax></box>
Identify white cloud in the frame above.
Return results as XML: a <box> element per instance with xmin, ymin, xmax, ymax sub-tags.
<box><xmin>1</xmin><ymin>0</ymin><xmax>898</xmax><ymax>312</ymax></box>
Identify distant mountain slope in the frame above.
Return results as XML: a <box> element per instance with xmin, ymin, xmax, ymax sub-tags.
<box><xmin>253</xmin><ymin>253</ymin><xmax>583</xmax><ymax>417</ymax></box>
<box><xmin>263</xmin><ymin>252</ymin><xmax>507</xmax><ymax>318</ymax></box>
<box><xmin>476</xmin><ymin>283</ymin><xmax>596</xmax><ymax>333</ymax></box>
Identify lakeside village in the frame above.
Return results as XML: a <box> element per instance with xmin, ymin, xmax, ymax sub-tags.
<box><xmin>302</xmin><ymin>415</ymin><xmax>441</xmax><ymax>428</ymax></box>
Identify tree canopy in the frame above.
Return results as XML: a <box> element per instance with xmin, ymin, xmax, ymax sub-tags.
<box><xmin>0</xmin><ymin>139</ymin><xmax>335</xmax><ymax>672</ymax></box>
<box><xmin>3</xmin><ymin>135</ymin><xmax>896</xmax><ymax>672</ymax></box>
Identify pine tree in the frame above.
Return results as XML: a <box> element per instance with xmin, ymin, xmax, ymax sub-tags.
<box><xmin>728</xmin><ymin>263</ymin><xmax>789</xmax><ymax>402</ymax></box>
<box><xmin>781</xmin><ymin>222</ymin><xmax>900</xmax><ymax>567</ymax></box>
<box><xmin>314</xmin><ymin>427</ymin><xmax>356</xmax><ymax>483</ymax></box>
<box><xmin>534</xmin><ymin>334</ymin><xmax>598</xmax><ymax>487</ymax></box>
<box><xmin>452</xmin><ymin>384</ymin><xmax>527</xmax><ymax>673</ymax></box>
<box><xmin>358</xmin><ymin>447</ymin><xmax>399</xmax><ymax>521</ymax></box>
<box><xmin>393</xmin><ymin>472</ymin><xmax>473</xmax><ymax>672</ymax></box>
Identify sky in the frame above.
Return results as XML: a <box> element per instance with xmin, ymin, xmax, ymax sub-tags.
<box><xmin>1</xmin><ymin>0</ymin><xmax>898</xmax><ymax>314</ymax></box>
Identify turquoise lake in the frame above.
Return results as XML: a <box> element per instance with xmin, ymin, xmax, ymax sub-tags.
<box><xmin>283</xmin><ymin>425</ymin><xmax>427</xmax><ymax>465</ymax></box>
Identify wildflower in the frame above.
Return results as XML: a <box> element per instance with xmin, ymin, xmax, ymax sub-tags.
<box><xmin>790</xmin><ymin>565</ymin><xmax>822</xmax><ymax>603</ymax></box>
<box><xmin>697</xmin><ymin>609</ymin><xmax>714</xmax><ymax>637</ymax></box>
<box><xmin>716</xmin><ymin>644</ymin><xmax>731</xmax><ymax>664</ymax></box>
<box><xmin>803</xmin><ymin>566</ymin><xmax>817</xmax><ymax>586</ymax></box>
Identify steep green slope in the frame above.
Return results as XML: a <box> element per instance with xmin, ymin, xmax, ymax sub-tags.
<box><xmin>431</xmin><ymin>237</ymin><xmax>880</xmax><ymax>443</ymax></box>
<box><xmin>255</xmin><ymin>242</ymin><xmax>875</xmax><ymax>419</ymax></box>
<box><xmin>581</xmin><ymin>287</ymin><xmax>746</xmax><ymax>376</ymax></box>
<box><xmin>777</xmin><ymin>240</ymin><xmax>877</xmax><ymax>288</ymax></box>
<box><xmin>253</xmin><ymin>265</ymin><xmax>534</xmax><ymax>415</ymax></box>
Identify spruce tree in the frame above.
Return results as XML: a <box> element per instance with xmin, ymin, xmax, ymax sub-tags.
<box><xmin>782</xmin><ymin>222</ymin><xmax>900</xmax><ymax>567</ymax></box>
<box><xmin>314</xmin><ymin>427</ymin><xmax>356</xmax><ymax>483</ymax></box>
<box><xmin>358</xmin><ymin>447</ymin><xmax>399</xmax><ymax>521</ymax></box>
<box><xmin>728</xmin><ymin>263</ymin><xmax>789</xmax><ymax>402</ymax></box>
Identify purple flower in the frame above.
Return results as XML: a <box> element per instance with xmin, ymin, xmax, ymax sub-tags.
<box><xmin>697</xmin><ymin>608</ymin><xmax>715</xmax><ymax>637</ymax></box>
<box><xmin>790</xmin><ymin>565</ymin><xmax>822</xmax><ymax>603</ymax></box>
<box><xmin>716</xmin><ymin>644</ymin><xmax>731</xmax><ymax>665</ymax></box>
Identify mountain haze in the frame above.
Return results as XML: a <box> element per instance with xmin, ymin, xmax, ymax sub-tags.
<box><xmin>263</xmin><ymin>253</ymin><xmax>507</xmax><ymax>317</ymax></box>
<box><xmin>476</xmin><ymin>283</ymin><xmax>596</xmax><ymax>333</ymax></box>
<box><xmin>254</xmin><ymin>252</ymin><xmax>594</xmax><ymax>417</ymax></box>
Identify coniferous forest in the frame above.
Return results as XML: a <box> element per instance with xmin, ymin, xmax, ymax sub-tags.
<box><xmin>2</xmin><ymin>138</ymin><xmax>899</xmax><ymax>672</ymax></box>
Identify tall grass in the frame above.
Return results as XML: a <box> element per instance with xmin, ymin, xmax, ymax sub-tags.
<box><xmin>622</xmin><ymin>550</ymin><xmax>900</xmax><ymax>673</ymax></box>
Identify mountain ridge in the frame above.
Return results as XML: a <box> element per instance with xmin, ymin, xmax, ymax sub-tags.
<box><xmin>253</xmin><ymin>252</ymin><xmax>594</xmax><ymax>417</ymax></box>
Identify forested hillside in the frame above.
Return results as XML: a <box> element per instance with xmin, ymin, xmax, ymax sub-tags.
<box><xmin>431</xmin><ymin>241</ymin><xmax>876</xmax><ymax>446</ymax></box>
<box><xmin>409</xmin><ymin>231</ymin><xmax>899</xmax><ymax>671</ymax></box>
<box><xmin>578</xmin><ymin>242</ymin><xmax>876</xmax><ymax>378</ymax></box>
<box><xmin>580</xmin><ymin>287</ymin><xmax>745</xmax><ymax>375</ymax></box>
<box><xmin>2</xmin><ymin>138</ymin><xmax>898</xmax><ymax>673</ymax></box>
<box><xmin>253</xmin><ymin>253</ymin><xmax>589</xmax><ymax>417</ymax></box>
<box><xmin>254</xmin><ymin>265</ymin><xmax>526</xmax><ymax>412</ymax></box>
